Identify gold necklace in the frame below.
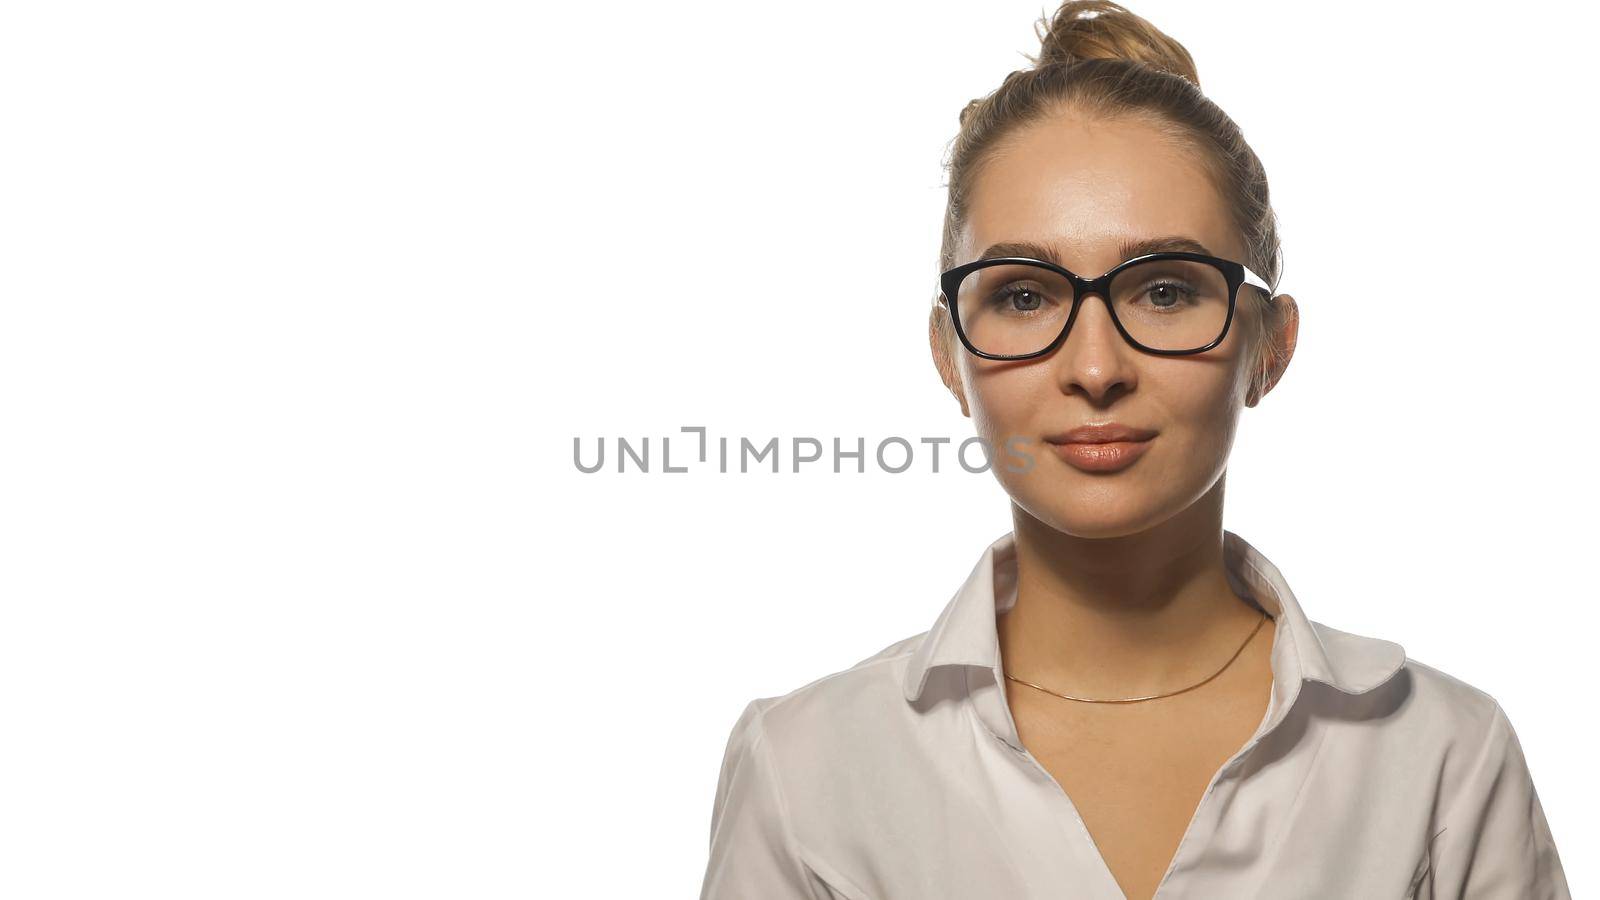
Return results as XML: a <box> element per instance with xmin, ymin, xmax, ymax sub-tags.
<box><xmin>1003</xmin><ymin>609</ymin><xmax>1268</xmax><ymax>704</ymax></box>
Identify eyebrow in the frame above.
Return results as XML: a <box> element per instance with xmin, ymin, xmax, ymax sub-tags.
<box><xmin>975</xmin><ymin>235</ymin><xmax>1217</xmax><ymax>269</ymax></box>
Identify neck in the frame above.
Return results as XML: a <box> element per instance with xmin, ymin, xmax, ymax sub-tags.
<box><xmin>996</xmin><ymin>489</ymin><xmax>1265</xmax><ymax>698</ymax></box>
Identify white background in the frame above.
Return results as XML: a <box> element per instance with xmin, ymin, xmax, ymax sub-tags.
<box><xmin>1</xmin><ymin>0</ymin><xmax>1594</xmax><ymax>896</ymax></box>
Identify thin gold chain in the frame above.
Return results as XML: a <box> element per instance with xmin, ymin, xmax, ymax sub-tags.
<box><xmin>1003</xmin><ymin>609</ymin><xmax>1269</xmax><ymax>704</ymax></box>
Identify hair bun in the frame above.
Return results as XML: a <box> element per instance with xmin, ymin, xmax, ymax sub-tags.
<box><xmin>1030</xmin><ymin>0</ymin><xmax>1200</xmax><ymax>87</ymax></box>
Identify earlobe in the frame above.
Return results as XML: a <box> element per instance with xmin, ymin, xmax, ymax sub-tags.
<box><xmin>928</xmin><ymin>306</ymin><xmax>971</xmax><ymax>417</ymax></box>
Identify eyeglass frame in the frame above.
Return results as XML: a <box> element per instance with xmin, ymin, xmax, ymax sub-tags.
<box><xmin>937</xmin><ymin>251</ymin><xmax>1274</xmax><ymax>360</ymax></box>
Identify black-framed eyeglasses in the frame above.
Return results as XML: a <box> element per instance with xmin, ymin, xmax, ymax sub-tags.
<box><xmin>937</xmin><ymin>252</ymin><xmax>1273</xmax><ymax>360</ymax></box>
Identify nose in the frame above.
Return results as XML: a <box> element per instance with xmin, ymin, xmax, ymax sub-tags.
<box><xmin>1051</xmin><ymin>292</ymin><xmax>1137</xmax><ymax>403</ymax></box>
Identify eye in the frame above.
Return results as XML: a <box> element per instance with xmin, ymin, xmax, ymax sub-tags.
<box><xmin>1002</xmin><ymin>286</ymin><xmax>1041</xmax><ymax>311</ymax></box>
<box><xmin>1140</xmin><ymin>280</ymin><xmax>1199</xmax><ymax>309</ymax></box>
<box><xmin>989</xmin><ymin>283</ymin><xmax>1059</xmax><ymax>314</ymax></box>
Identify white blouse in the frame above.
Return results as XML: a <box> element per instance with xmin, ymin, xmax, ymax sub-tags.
<box><xmin>699</xmin><ymin>530</ymin><xmax>1571</xmax><ymax>899</ymax></box>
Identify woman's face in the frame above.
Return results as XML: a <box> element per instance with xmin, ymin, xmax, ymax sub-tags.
<box><xmin>943</xmin><ymin>112</ymin><xmax>1292</xmax><ymax>538</ymax></box>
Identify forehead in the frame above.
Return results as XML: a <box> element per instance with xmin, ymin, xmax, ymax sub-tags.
<box><xmin>960</xmin><ymin>111</ymin><xmax>1242</xmax><ymax>271</ymax></box>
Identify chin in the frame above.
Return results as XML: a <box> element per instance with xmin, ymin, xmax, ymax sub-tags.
<box><xmin>1009</xmin><ymin>490</ymin><xmax>1170</xmax><ymax>540</ymax></box>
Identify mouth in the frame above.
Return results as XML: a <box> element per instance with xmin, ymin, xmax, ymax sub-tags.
<box><xmin>1044</xmin><ymin>423</ymin><xmax>1159</xmax><ymax>445</ymax></box>
<box><xmin>1043</xmin><ymin>424</ymin><xmax>1157</xmax><ymax>473</ymax></box>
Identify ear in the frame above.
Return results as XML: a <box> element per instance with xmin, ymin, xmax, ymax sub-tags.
<box><xmin>928</xmin><ymin>304</ymin><xmax>971</xmax><ymax>417</ymax></box>
<box><xmin>1246</xmin><ymin>293</ymin><xmax>1299</xmax><ymax>407</ymax></box>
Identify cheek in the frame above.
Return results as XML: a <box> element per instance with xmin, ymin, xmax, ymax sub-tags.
<box><xmin>1156</xmin><ymin>359</ymin><xmax>1244</xmax><ymax>426</ymax></box>
<box><xmin>961</xmin><ymin>358</ymin><xmax>1054</xmax><ymax>447</ymax></box>
<box><xmin>1142</xmin><ymin>331</ymin><xmax>1254</xmax><ymax>466</ymax></box>
<box><xmin>1161</xmin><ymin>305</ymin><xmax>1261</xmax><ymax>428</ymax></box>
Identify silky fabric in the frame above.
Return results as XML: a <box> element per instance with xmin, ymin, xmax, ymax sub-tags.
<box><xmin>699</xmin><ymin>530</ymin><xmax>1571</xmax><ymax>899</ymax></box>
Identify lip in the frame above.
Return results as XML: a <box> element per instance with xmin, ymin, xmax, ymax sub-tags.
<box><xmin>1044</xmin><ymin>424</ymin><xmax>1157</xmax><ymax>473</ymax></box>
<box><xmin>1044</xmin><ymin>423</ymin><xmax>1159</xmax><ymax>444</ymax></box>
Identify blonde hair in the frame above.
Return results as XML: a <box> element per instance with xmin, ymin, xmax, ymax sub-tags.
<box><xmin>930</xmin><ymin>0</ymin><xmax>1287</xmax><ymax>403</ymax></box>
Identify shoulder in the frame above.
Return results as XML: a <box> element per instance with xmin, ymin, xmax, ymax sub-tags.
<box><xmin>1393</xmin><ymin>653</ymin><xmax>1518</xmax><ymax>772</ymax></box>
<box><xmin>1280</xmin><ymin>623</ymin><xmax>1541</xmax><ymax>838</ymax></box>
<box><xmin>704</xmin><ymin>640</ymin><xmax>929</xmax><ymax>898</ymax></box>
<box><xmin>1395</xmin><ymin>653</ymin><xmax>1505</xmax><ymax>732</ymax></box>
<box><xmin>714</xmin><ymin>630</ymin><xmax>972</xmax><ymax>867</ymax></box>
<box><xmin>738</xmin><ymin>631</ymin><xmax>927</xmax><ymax>746</ymax></box>
<box><xmin>718</xmin><ymin>629</ymin><xmax>946</xmax><ymax>806</ymax></box>
<box><xmin>1296</xmin><ymin>619</ymin><xmax>1512</xmax><ymax>778</ymax></box>
<box><xmin>1308</xmin><ymin>618</ymin><xmax>1503</xmax><ymax>729</ymax></box>
<box><xmin>1382</xmin><ymin>655</ymin><xmax>1568</xmax><ymax>891</ymax></box>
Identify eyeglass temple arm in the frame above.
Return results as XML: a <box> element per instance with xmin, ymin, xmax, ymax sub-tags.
<box><xmin>1242</xmin><ymin>266</ymin><xmax>1273</xmax><ymax>296</ymax></box>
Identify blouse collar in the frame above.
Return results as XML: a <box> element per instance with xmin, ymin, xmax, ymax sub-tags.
<box><xmin>902</xmin><ymin>529</ymin><xmax>1407</xmax><ymax>715</ymax></box>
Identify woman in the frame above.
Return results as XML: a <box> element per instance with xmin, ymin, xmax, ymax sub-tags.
<box><xmin>699</xmin><ymin>3</ymin><xmax>1571</xmax><ymax>898</ymax></box>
